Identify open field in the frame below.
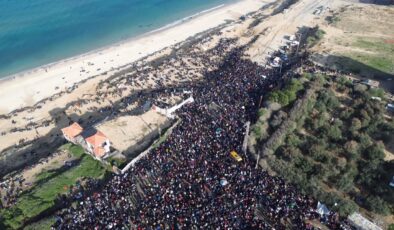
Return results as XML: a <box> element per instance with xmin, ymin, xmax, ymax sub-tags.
<box><xmin>311</xmin><ymin>4</ymin><xmax>394</xmax><ymax>92</ymax></box>
<box><xmin>0</xmin><ymin>144</ymin><xmax>106</xmax><ymax>229</ymax></box>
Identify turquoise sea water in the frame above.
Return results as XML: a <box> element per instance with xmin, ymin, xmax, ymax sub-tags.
<box><xmin>0</xmin><ymin>0</ymin><xmax>234</xmax><ymax>78</ymax></box>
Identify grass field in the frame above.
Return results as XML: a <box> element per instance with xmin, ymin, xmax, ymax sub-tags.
<box><xmin>0</xmin><ymin>144</ymin><xmax>106</xmax><ymax>230</ymax></box>
<box><xmin>314</xmin><ymin>5</ymin><xmax>394</xmax><ymax>84</ymax></box>
<box><xmin>346</xmin><ymin>37</ymin><xmax>394</xmax><ymax>75</ymax></box>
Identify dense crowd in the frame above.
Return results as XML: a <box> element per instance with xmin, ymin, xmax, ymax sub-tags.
<box><xmin>53</xmin><ymin>46</ymin><xmax>347</xmax><ymax>229</ymax></box>
<box><xmin>0</xmin><ymin>177</ymin><xmax>23</xmax><ymax>208</ymax></box>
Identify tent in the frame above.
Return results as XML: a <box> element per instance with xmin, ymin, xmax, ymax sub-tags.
<box><xmin>316</xmin><ymin>201</ymin><xmax>330</xmax><ymax>216</ymax></box>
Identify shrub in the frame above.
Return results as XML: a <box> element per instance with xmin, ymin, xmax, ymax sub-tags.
<box><xmin>307</xmin><ymin>27</ymin><xmax>326</xmax><ymax>47</ymax></box>
<box><xmin>268</xmin><ymin>79</ymin><xmax>303</xmax><ymax>106</ymax></box>
<box><xmin>336</xmin><ymin>199</ymin><xmax>358</xmax><ymax>217</ymax></box>
<box><xmin>368</xmin><ymin>88</ymin><xmax>385</xmax><ymax>98</ymax></box>
<box><xmin>336</xmin><ymin>76</ymin><xmax>352</xmax><ymax>91</ymax></box>
<box><xmin>258</xmin><ymin>108</ymin><xmax>267</xmax><ymax>117</ymax></box>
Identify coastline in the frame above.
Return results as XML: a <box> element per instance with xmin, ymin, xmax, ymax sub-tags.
<box><xmin>0</xmin><ymin>3</ymin><xmax>228</xmax><ymax>83</ymax></box>
<box><xmin>0</xmin><ymin>0</ymin><xmax>264</xmax><ymax>114</ymax></box>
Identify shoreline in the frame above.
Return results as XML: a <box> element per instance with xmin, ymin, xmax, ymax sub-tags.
<box><xmin>0</xmin><ymin>0</ymin><xmax>264</xmax><ymax>114</ymax></box>
<box><xmin>0</xmin><ymin>3</ymin><xmax>228</xmax><ymax>83</ymax></box>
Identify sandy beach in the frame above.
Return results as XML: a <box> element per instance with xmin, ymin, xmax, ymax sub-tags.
<box><xmin>0</xmin><ymin>0</ymin><xmax>266</xmax><ymax>114</ymax></box>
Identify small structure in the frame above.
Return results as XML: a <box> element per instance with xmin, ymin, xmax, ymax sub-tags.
<box><xmin>270</xmin><ymin>57</ymin><xmax>282</xmax><ymax>68</ymax></box>
<box><xmin>371</xmin><ymin>96</ymin><xmax>382</xmax><ymax>101</ymax></box>
<box><xmin>316</xmin><ymin>202</ymin><xmax>330</xmax><ymax>216</ymax></box>
<box><xmin>61</xmin><ymin>122</ymin><xmax>83</xmax><ymax>144</ymax></box>
<box><xmin>361</xmin><ymin>79</ymin><xmax>380</xmax><ymax>88</ymax></box>
<box><xmin>153</xmin><ymin>96</ymin><xmax>194</xmax><ymax>119</ymax></box>
<box><xmin>389</xmin><ymin>176</ymin><xmax>394</xmax><ymax>187</ymax></box>
<box><xmin>386</xmin><ymin>103</ymin><xmax>394</xmax><ymax>113</ymax></box>
<box><xmin>85</xmin><ymin>131</ymin><xmax>111</xmax><ymax>159</ymax></box>
<box><xmin>289</xmin><ymin>40</ymin><xmax>300</xmax><ymax>47</ymax></box>
<box><xmin>347</xmin><ymin>213</ymin><xmax>382</xmax><ymax>230</ymax></box>
<box><xmin>61</xmin><ymin>122</ymin><xmax>112</xmax><ymax>160</ymax></box>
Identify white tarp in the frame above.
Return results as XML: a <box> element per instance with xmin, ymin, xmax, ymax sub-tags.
<box><xmin>220</xmin><ymin>178</ymin><xmax>228</xmax><ymax>186</ymax></box>
<box><xmin>153</xmin><ymin>96</ymin><xmax>194</xmax><ymax>119</ymax></box>
<box><xmin>348</xmin><ymin>213</ymin><xmax>382</xmax><ymax>230</ymax></box>
<box><xmin>316</xmin><ymin>201</ymin><xmax>330</xmax><ymax>216</ymax></box>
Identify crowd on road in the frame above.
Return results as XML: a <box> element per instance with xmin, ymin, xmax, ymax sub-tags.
<box><xmin>53</xmin><ymin>44</ymin><xmax>349</xmax><ymax>229</ymax></box>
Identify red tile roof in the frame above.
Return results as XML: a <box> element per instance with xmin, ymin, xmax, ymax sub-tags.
<box><xmin>61</xmin><ymin>122</ymin><xmax>83</xmax><ymax>138</ymax></box>
<box><xmin>85</xmin><ymin>131</ymin><xmax>107</xmax><ymax>148</ymax></box>
<box><xmin>93</xmin><ymin>146</ymin><xmax>106</xmax><ymax>158</ymax></box>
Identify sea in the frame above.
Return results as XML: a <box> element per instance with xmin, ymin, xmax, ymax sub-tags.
<box><xmin>0</xmin><ymin>0</ymin><xmax>235</xmax><ymax>78</ymax></box>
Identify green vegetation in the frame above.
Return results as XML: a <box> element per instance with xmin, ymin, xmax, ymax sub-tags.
<box><xmin>23</xmin><ymin>217</ymin><xmax>55</xmax><ymax>230</ymax></box>
<box><xmin>258</xmin><ymin>108</ymin><xmax>267</xmax><ymax>117</ymax></box>
<box><xmin>326</xmin><ymin>14</ymin><xmax>340</xmax><ymax>25</ymax></box>
<box><xmin>107</xmin><ymin>156</ymin><xmax>127</xmax><ymax>168</ymax></box>
<box><xmin>336</xmin><ymin>37</ymin><xmax>394</xmax><ymax>76</ymax></box>
<box><xmin>368</xmin><ymin>88</ymin><xmax>385</xmax><ymax>98</ymax></box>
<box><xmin>268</xmin><ymin>78</ymin><xmax>304</xmax><ymax>106</ymax></box>
<box><xmin>306</xmin><ymin>27</ymin><xmax>325</xmax><ymax>48</ymax></box>
<box><xmin>256</xmin><ymin>74</ymin><xmax>394</xmax><ymax>217</ymax></box>
<box><xmin>0</xmin><ymin>144</ymin><xmax>106</xmax><ymax>229</ymax></box>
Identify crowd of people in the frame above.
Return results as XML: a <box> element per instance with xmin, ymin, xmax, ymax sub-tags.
<box><xmin>52</xmin><ymin>44</ymin><xmax>350</xmax><ymax>229</ymax></box>
<box><xmin>0</xmin><ymin>176</ymin><xmax>23</xmax><ymax>208</ymax></box>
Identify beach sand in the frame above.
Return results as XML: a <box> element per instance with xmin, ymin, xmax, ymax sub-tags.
<box><xmin>0</xmin><ymin>0</ymin><xmax>267</xmax><ymax>114</ymax></box>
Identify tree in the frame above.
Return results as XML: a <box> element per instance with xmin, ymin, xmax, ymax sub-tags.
<box><xmin>322</xmin><ymin>123</ymin><xmax>342</xmax><ymax>142</ymax></box>
<box><xmin>356</xmin><ymin>159</ymin><xmax>382</xmax><ymax>188</ymax></box>
<box><xmin>311</xmin><ymin>151</ymin><xmax>329</xmax><ymax>163</ymax></box>
<box><xmin>322</xmin><ymin>90</ymin><xmax>340</xmax><ymax>110</ymax></box>
<box><xmin>359</xmin><ymin>109</ymin><xmax>371</xmax><ymax>127</ymax></box>
<box><xmin>335</xmin><ymin>173</ymin><xmax>354</xmax><ymax>192</ymax></box>
<box><xmin>270</xmin><ymin>111</ymin><xmax>288</xmax><ymax>128</ymax></box>
<box><xmin>309</xmin><ymin>142</ymin><xmax>325</xmax><ymax>156</ymax></box>
<box><xmin>340</xmin><ymin>108</ymin><xmax>354</xmax><ymax>120</ymax></box>
<box><xmin>365</xmin><ymin>196</ymin><xmax>390</xmax><ymax>215</ymax></box>
<box><xmin>336</xmin><ymin>199</ymin><xmax>358</xmax><ymax>217</ymax></box>
<box><xmin>363</xmin><ymin>144</ymin><xmax>385</xmax><ymax>162</ymax></box>
<box><xmin>337</xmin><ymin>76</ymin><xmax>352</xmax><ymax>92</ymax></box>
<box><xmin>354</xmin><ymin>84</ymin><xmax>368</xmax><ymax>94</ymax></box>
<box><xmin>357</xmin><ymin>133</ymin><xmax>373</xmax><ymax>150</ymax></box>
<box><xmin>258</xmin><ymin>108</ymin><xmax>267</xmax><ymax>117</ymax></box>
<box><xmin>344</xmin><ymin>140</ymin><xmax>360</xmax><ymax>160</ymax></box>
<box><xmin>268</xmin><ymin>91</ymin><xmax>289</xmax><ymax>106</ymax></box>
<box><xmin>349</xmin><ymin>118</ymin><xmax>362</xmax><ymax>134</ymax></box>
<box><xmin>286</xmin><ymin>133</ymin><xmax>302</xmax><ymax>147</ymax></box>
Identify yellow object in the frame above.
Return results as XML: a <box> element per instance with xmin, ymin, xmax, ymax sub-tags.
<box><xmin>230</xmin><ymin>151</ymin><xmax>242</xmax><ymax>162</ymax></box>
